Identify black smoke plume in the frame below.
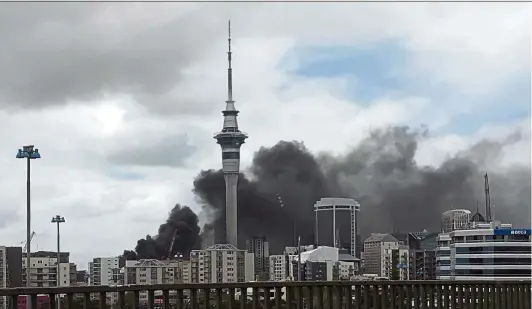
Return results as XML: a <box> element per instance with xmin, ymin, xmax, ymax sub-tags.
<box><xmin>194</xmin><ymin>126</ymin><xmax>530</xmax><ymax>254</ymax></box>
<box><xmin>124</xmin><ymin>126</ymin><xmax>531</xmax><ymax>258</ymax></box>
<box><xmin>121</xmin><ymin>204</ymin><xmax>201</xmax><ymax>261</ymax></box>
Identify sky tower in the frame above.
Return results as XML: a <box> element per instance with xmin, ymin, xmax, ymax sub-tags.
<box><xmin>214</xmin><ymin>21</ymin><xmax>248</xmax><ymax>248</ymax></box>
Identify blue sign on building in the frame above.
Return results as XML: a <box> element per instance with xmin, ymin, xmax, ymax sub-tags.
<box><xmin>493</xmin><ymin>228</ymin><xmax>531</xmax><ymax>236</ymax></box>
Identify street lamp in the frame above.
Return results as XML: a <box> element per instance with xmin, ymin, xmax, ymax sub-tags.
<box><xmin>16</xmin><ymin>145</ymin><xmax>40</xmax><ymax>309</ymax></box>
<box><xmin>51</xmin><ymin>215</ymin><xmax>65</xmax><ymax>309</ymax></box>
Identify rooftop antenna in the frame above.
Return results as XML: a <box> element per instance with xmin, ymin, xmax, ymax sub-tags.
<box><xmin>227</xmin><ymin>20</ymin><xmax>233</xmax><ymax>103</ymax></box>
<box><xmin>484</xmin><ymin>173</ymin><xmax>492</xmax><ymax>222</ymax></box>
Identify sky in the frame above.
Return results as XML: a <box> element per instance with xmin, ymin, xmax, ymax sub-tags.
<box><xmin>0</xmin><ymin>2</ymin><xmax>530</xmax><ymax>270</ymax></box>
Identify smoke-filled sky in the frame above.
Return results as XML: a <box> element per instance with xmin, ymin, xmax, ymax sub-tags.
<box><xmin>0</xmin><ymin>3</ymin><xmax>529</xmax><ymax>267</ymax></box>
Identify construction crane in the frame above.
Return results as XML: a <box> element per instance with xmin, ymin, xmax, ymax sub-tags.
<box><xmin>276</xmin><ymin>193</ymin><xmax>297</xmax><ymax>246</ymax></box>
<box><xmin>167</xmin><ymin>228</ymin><xmax>178</xmax><ymax>260</ymax></box>
<box><xmin>20</xmin><ymin>231</ymin><xmax>36</xmax><ymax>252</ymax></box>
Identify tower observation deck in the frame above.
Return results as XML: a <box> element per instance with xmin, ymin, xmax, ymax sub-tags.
<box><xmin>213</xmin><ymin>21</ymin><xmax>248</xmax><ymax>248</ymax></box>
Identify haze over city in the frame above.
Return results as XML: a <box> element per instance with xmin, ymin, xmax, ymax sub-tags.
<box><xmin>0</xmin><ymin>2</ymin><xmax>530</xmax><ymax>269</ymax></box>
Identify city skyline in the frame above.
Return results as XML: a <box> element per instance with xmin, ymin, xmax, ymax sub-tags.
<box><xmin>0</xmin><ymin>3</ymin><xmax>530</xmax><ymax>268</ymax></box>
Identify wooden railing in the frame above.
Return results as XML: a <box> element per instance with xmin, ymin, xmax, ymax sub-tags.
<box><xmin>0</xmin><ymin>280</ymin><xmax>530</xmax><ymax>309</ymax></box>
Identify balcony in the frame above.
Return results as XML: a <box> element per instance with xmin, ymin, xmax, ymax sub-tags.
<box><xmin>0</xmin><ymin>280</ymin><xmax>530</xmax><ymax>309</ymax></box>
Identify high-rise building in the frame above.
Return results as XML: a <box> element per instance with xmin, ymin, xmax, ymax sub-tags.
<box><xmin>246</xmin><ymin>236</ymin><xmax>269</xmax><ymax>280</ymax></box>
<box><xmin>213</xmin><ymin>21</ymin><xmax>248</xmax><ymax>248</ymax></box>
<box><xmin>88</xmin><ymin>257</ymin><xmax>120</xmax><ymax>286</ymax></box>
<box><xmin>190</xmin><ymin>244</ymin><xmax>254</xmax><ymax>283</ymax></box>
<box><xmin>22</xmin><ymin>251</ymin><xmax>73</xmax><ymax>287</ymax></box>
<box><xmin>363</xmin><ymin>233</ymin><xmax>400</xmax><ymax>276</ymax></box>
<box><xmin>314</xmin><ymin>198</ymin><xmax>360</xmax><ymax>258</ymax></box>
<box><xmin>443</xmin><ymin>221</ymin><xmax>531</xmax><ymax>280</ymax></box>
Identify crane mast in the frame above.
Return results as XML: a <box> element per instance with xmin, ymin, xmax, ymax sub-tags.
<box><xmin>167</xmin><ymin>228</ymin><xmax>178</xmax><ymax>260</ymax></box>
<box><xmin>22</xmin><ymin>231</ymin><xmax>35</xmax><ymax>252</ymax></box>
<box><xmin>484</xmin><ymin>173</ymin><xmax>492</xmax><ymax>222</ymax></box>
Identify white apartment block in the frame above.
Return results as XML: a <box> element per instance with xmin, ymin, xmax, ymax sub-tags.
<box><xmin>269</xmin><ymin>255</ymin><xmax>287</xmax><ymax>281</ymax></box>
<box><xmin>22</xmin><ymin>255</ymin><xmax>72</xmax><ymax>287</ymax></box>
<box><xmin>89</xmin><ymin>257</ymin><xmax>120</xmax><ymax>286</ymax></box>
<box><xmin>190</xmin><ymin>244</ymin><xmax>254</xmax><ymax>283</ymax></box>
<box><xmin>363</xmin><ymin>233</ymin><xmax>400</xmax><ymax>277</ymax></box>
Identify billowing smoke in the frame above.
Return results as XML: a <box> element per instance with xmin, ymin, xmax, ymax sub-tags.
<box><xmin>124</xmin><ymin>125</ymin><xmax>531</xmax><ymax>258</ymax></box>
<box><xmin>194</xmin><ymin>126</ymin><xmax>530</xmax><ymax>254</ymax></box>
<box><xmin>122</xmin><ymin>204</ymin><xmax>201</xmax><ymax>260</ymax></box>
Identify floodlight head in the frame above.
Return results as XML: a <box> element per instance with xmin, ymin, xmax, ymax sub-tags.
<box><xmin>51</xmin><ymin>215</ymin><xmax>65</xmax><ymax>223</ymax></box>
<box><xmin>30</xmin><ymin>149</ymin><xmax>41</xmax><ymax>159</ymax></box>
<box><xmin>16</xmin><ymin>149</ymin><xmax>26</xmax><ymax>159</ymax></box>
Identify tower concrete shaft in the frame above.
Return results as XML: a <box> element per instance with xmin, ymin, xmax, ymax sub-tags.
<box><xmin>213</xmin><ymin>20</ymin><xmax>248</xmax><ymax>248</ymax></box>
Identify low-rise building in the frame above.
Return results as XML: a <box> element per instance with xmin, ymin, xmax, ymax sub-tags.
<box><xmin>289</xmin><ymin>246</ymin><xmax>359</xmax><ymax>281</ymax></box>
<box><xmin>123</xmin><ymin>259</ymin><xmax>186</xmax><ymax>304</ymax></box>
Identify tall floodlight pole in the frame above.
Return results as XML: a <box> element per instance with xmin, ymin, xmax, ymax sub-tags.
<box><xmin>51</xmin><ymin>216</ymin><xmax>65</xmax><ymax>285</ymax></box>
<box><xmin>51</xmin><ymin>215</ymin><xmax>65</xmax><ymax>309</ymax></box>
<box><xmin>16</xmin><ymin>145</ymin><xmax>41</xmax><ymax>309</ymax></box>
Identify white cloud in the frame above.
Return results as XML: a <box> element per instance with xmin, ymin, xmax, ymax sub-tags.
<box><xmin>0</xmin><ymin>3</ymin><xmax>529</xmax><ymax>268</ymax></box>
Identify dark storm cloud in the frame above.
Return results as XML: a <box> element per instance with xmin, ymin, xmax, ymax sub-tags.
<box><xmin>0</xmin><ymin>3</ymin><xmax>226</xmax><ymax>114</ymax></box>
<box><xmin>107</xmin><ymin>134</ymin><xmax>197</xmax><ymax>168</ymax></box>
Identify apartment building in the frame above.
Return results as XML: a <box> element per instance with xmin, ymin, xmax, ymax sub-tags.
<box><xmin>89</xmin><ymin>257</ymin><xmax>120</xmax><ymax>286</ymax></box>
<box><xmin>22</xmin><ymin>251</ymin><xmax>72</xmax><ymax>287</ymax></box>
<box><xmin>189</xmin><ymin>244</ymin><xmax>254</xmax><ymax>283</ymax></box>
<box><xmin>123</xmin><ymin>259</ymin><xmax>187</xmax><ymax>304</ymax></box>
<box><xmin>363</xmin><ymin>234</ymin><xmax>400</xmax><ymax>276</ymax></box>
<box><xmin>269</xmin><ymin>255</ymin><xmax>287</xmax><ymax>281</ymax></box>
<box><xmin>123</xmin><ymin>259</ymin><xmax>186</xmax><ymax>285</ymax></box>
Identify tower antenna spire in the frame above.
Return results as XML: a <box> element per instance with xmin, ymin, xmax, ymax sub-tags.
<box><xmin>227</xmin><ymin>20</ymin><xmax>233</xmax><ymax>102</ymax></box>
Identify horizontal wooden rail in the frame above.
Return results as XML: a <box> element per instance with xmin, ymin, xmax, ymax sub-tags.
<box><xmin>0</xmin><ymin>280</ymin><xmax>529</xmax><ymax>309</ymax></box>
